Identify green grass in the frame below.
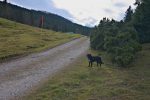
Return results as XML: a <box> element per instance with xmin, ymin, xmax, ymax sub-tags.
<box><xmin>24</xmin><ymin>44</ymin><xmax>150</xmax><ymax>100</ymax></box>
<box><xmin>0</xmin><ymin>18</ymin><xmax>81</xmax><ymax>61</ymax></box>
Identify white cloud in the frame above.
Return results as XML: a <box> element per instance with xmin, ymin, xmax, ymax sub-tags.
<box><xmin>0</xmin><ymin>0</ymin><xmax>135</xmax><ymax>26</ymax></box>
<box><xmin>52</xmin><ymin>0</ymin><xmax>135</xmax><ymax>26</ymax></box>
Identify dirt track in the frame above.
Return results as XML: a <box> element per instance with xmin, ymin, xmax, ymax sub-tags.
<box><xmin>0</xmin><ymin>37</ymin><xmax>89</xmax><ymax>100</ymax></box>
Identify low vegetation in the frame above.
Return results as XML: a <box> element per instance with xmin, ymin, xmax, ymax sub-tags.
<box><xmin>0</xmin><ymin>18</ymin><xmax>81</xmax><ymax>61</ymax></box>
<box><xmin>24</xmin><ymin>44</ymin><xmax>150</xmax><ymax>100</ymax></box>
<box><xmin>91</xmin><ymin>19</ymin><xmax>141</xmax><ymax>67</ymax></box>
<box><xmin>91</xmin><ymin>0</ymin><xmax>150</xmax><ymax>67</ymax></box>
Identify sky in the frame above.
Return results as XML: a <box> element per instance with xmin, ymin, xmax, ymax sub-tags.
<box><xmin>1</xmin><ymin>0</ymin><xmax>135</xmax><ymax>27</ymax></box>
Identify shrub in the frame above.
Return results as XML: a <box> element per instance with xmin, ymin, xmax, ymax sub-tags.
<box><xmin>90</xmin><ymin>18</ymin><xmax>141</xmax><ymax>67</ymax></box>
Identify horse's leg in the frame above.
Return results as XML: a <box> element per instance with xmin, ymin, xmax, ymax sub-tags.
<box><xmin>97</xmin><ymin>61</ymin><xmax>100</xmax><ymax>67</ymax></box>
<box><xmin>88</xmin><ymin>62</ymin><xmax>90</xmax><ymax>67</ymax></box>
<box><xmin>97</xmin><ymin>62</ymin><xmax>98</xmax><ymax>67</ymax></box>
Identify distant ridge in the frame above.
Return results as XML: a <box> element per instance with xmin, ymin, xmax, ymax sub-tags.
<box><xmin>0</xmin><ymin>1</ymin><xmax>91</xmax><ymax>35</ymax></box>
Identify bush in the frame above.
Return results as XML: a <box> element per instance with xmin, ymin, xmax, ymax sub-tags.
<box><xmin>90</xmin><ymin>18</ymin><xmax>141</xmax><ymax>67</ymax></box>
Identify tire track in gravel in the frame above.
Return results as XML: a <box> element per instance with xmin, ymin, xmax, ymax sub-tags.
<box><xmin>0</xmin><ymin>37</ymin><xmax>89</xmax><ymax>100</ymax></box>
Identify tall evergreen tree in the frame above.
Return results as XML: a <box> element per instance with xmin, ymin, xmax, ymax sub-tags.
<box><xmin>134</xmin><ymin>0</ymin><xmax>142</xmax><ymax>5</ymax></box>
<box><xmin>124</xmin><ymin>6</ymin><xmax>133</xmax><ymax>22</ymax></box>
<box><xmin>133</xmin><ymin>0</ymin><xmax>150</xmax><ymax>43</ymax></box>
<box><xmin>3</xmin><ymin>0</ymin><xmax>7</xmax><ymax>3</ymax></box>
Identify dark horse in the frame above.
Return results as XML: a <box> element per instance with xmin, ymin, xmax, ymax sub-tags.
<box><xmin>87</xmin><ymin>54</ymin><xmax>103</xmax><ymax>67</ymax></box>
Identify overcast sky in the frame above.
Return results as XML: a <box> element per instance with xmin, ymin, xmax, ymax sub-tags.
<box><xmin>1</xmin><ymin>0</ymin><xmax>135</xmax><ymax>27</ymax></box>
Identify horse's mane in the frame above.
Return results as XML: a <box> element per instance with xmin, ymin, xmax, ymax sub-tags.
<box><xmin>87</xmin><ymin>54</ymin><xmax>92</xmax><ymax>60</ymax></box>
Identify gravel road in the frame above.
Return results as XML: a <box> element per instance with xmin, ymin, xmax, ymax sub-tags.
<box><xmin>0</xmin><ymin>37</ymin><xmax>89</xmax><ymax>100</ymax></box>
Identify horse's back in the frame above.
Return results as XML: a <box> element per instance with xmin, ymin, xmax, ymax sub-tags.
<box><xmin>95</xmin><ymin>56</ymin><xmax>102</xmax><ymax>63</ymax></box>
<box><xmin>87</xmin><ymin>54</ymin><xmax>103</xmax><ymax>63</ymax></box>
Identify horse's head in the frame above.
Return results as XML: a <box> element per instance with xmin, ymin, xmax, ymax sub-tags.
<box><xmin>87</xmin><ymin>54</ymin><xmax>92</xmax><ymax>60</ymax></box>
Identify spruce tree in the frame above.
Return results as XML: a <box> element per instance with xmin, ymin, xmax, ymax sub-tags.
<box><xmin>124</xmin><ymin>6</ymin><xmax>133</xmax><ymax>22</ymax></box>
<box><xmin>133</xmin><ymin>0</ymin><xmax>150</xmax><ymax>43</ymax></box>
<box><xmin>3</xmin><ymin>0</ymin><xmax>7</xmax><ymax>3</ymax></box>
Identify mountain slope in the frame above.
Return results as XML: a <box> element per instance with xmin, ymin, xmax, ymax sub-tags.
<box><xmin>0</xmin><ymin>1</ymin><xmax>92</xmax><ymax>35</ymax></box>
<box><xmin>0</xmin><ymin>18</ymin><xmax>80</xmax><ymax>61</ymax></box>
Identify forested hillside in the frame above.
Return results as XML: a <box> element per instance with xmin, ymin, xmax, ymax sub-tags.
<box><xmin>91</xmin><ymin>0</ymin><xmax>150</xmax><ymax>67</ymax></box>
<box><xmin>0</xmin><ymin>1</ymin><xmax>91</xmax><ymax>35</ymax></box>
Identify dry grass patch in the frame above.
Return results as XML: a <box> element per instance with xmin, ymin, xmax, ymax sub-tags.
<box><xmin>0</xmin><ymin>18</ymin><xmax>81</xmax><ymax>61</ymax></box>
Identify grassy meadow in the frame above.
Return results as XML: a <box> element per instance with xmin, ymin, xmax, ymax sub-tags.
<box><xmin>0</xmin><ymin>18</ymin><xmax>81</xmax><ymax>61</ymax></box>
<box><xmin>25</xmin><ymin>44</ymin><xmax>150</xmax><ymax>100</ymax></box>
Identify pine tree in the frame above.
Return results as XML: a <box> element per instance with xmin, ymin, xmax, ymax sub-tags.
<box><xmin>124</xmin><ymin>6</ymin><xmax>133</xmax><ymax>22</ymax></box>
<box><xmin>133</xmin><ymin>0</ymin><xmax>150</xmax><ymax>43</ymax></box>
<box><xmin>3</xmin><ymin>0</ymin><xmax>7</xmax><ymax>3</ymax></box>
<box><xmin>134</xmin><ymin>0</ymin><xmax>142</xmax><ymax>5</ymax></box>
